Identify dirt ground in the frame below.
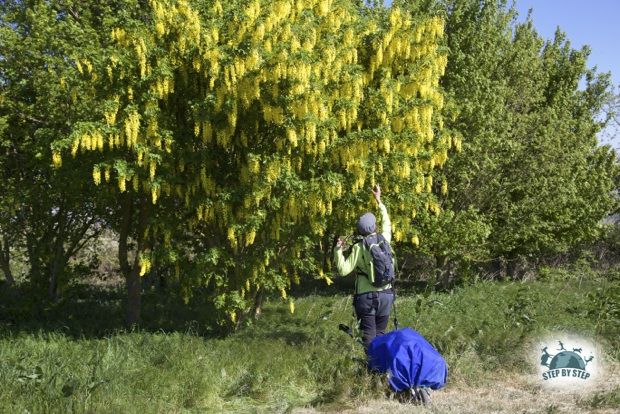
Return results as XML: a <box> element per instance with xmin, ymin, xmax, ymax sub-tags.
<box><xmin>294</xmin><ymin>365</ymin><xmax>620</xmax><ymax>414</ymax></box>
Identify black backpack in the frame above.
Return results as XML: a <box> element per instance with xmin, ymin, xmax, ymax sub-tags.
<box><xmin>361</xmin><ymin>233</ymin><xmax>395</xmax><ymax>287</ymax></box>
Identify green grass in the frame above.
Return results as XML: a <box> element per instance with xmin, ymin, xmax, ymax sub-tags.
<box><xmin>1</xmin><ymin>267</ymin><xmax>618</xmax><ymax>413</ymax></box>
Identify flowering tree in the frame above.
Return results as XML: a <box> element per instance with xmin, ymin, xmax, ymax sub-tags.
<box><xmin>52</xmin><ymin>0</ymin><xmax>449</xmax><ymax>324</ymax></box>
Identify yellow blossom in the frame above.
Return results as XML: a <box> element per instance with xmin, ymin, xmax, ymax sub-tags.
<box><xmin>52</xmin><ymin>151</ymin><xmax>62</xmax><ymax>168</ymax></box>
<box><xmin>92</xmin><ymin>166</ymin><xmax>101</xmax><ymax>186</ymax></box>
<box><xmin>118</xmin><ymin>176</ymin><xmax>126</xmax><ymax>192</ymax></box>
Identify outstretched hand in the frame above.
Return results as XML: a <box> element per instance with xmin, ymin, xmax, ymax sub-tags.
<box><xmin>336</xmin><ymin>237</ymin><xmax>346</xmax><ymax>249</ymax></box>
<box><xmin>372</xmin><ymin>184</ymin><xmax>381</xmax><ymax>204</ymax></box>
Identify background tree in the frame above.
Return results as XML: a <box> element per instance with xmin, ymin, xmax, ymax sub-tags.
<box><xmin>601</xmin><ymin>84</ymin><xmax>620</xmax><ymax>147</ymax></box>
<box><xmin>0</xmin><ymin>0</ymin><xmax>109</xmax><ymax>300</ymax></box>
<box><xmin>418</xmin><ymin>0</ymin><xmax>619</xmax><ymax>280</ymax></box>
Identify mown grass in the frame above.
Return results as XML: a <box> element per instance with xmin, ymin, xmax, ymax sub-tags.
<box><xmin>1</xmin><ymin>267</ymin><xmax>618</xmax><ymax>413</ymax></box>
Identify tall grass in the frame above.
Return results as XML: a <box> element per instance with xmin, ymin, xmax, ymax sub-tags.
<box><xmin>1</xmin><ymin>267</ymin><xmax>618</xmax><ymax>412</ymax></box>
<box><xmin>1</xmin><ymin>298</ymin><xmax>374</xmax><ymax>412</ymax></box>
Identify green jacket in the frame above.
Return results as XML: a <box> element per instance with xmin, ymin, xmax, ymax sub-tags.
<box><xmin>333</xmin><ymin>202</ymin><xmax>393</xmax><ymax>294</ymax></box>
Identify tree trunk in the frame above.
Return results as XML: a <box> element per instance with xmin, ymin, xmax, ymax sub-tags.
<box><xmin>118</xmin><ymin>193</ymin><xmax>142</xmax><ymax>326</ymax></box>
<box><xmin>0</xmin><ymin>234</ymin><xmax>14</xmax><ymax>285</ymax></box>
<box><xmin>252</xmin><ymin>288</ymin><xmax>264</xmax><ymax>318</ymax></box>
<box><xmin>26</xmin><ymin>233</ymin><xmax>43</xmax><ymax>287</ymax></box>
<box><xmin>48</xmin><ymin>209</ymin><xmax>66</xmax><ymax>302</ymax></box>
<box><xmin>125</xmin><ymin>265</ymin><xmax>142</xmax><ymax>326</ymax></box>
<box><xmin>118</xmin><ymin>193</ymin><xmax>148</xmax><ymax>326</ymax></box>
<box><xmin>48</xmin><ymin>246</ymin><xmax>66</xmax><ymax>302</ymax></box>
<box><xmin>435</xmin><ymin>255</ymin><xmax>451</xmax><ymax>290</ymax></box>
<box><xmin>490</xmin><ymin>256</ymin><xmax>508</xmax><ymax>280</ymax></box>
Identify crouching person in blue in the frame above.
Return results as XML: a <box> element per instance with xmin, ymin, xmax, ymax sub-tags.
<box><xmin>334</xmin><ymin>185</ymin><xmax>395</xmax><ymax>349</ymax></box>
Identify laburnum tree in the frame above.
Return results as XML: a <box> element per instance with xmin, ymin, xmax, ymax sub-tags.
<box><xmin>52</xmin><ymin>0</ymin><xmax>450</xmax><ymax>324</ymax></box>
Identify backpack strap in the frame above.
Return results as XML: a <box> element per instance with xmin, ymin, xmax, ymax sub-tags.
<box><xmin>357</xmin><ymin>234</ymin><xmax>387</xmax><ymax>290</ymax></box>
<box><xmin>357</xmin><ymin>234</ymin><xmax>375</xmax><ymax>276</ymax></box>
<box><xmin>355</xmin><ymin>238</ymin><xmax>372</xmax><ymax>294</ymax></box>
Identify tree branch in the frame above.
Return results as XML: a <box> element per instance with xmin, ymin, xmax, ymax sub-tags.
<box><xmin>63</xmin><ymin>215</ymin><xmax>100</xmax><ymax>261</ymax></box>
<box><xmin>17</xmin><ymin>112</ymin><xmax>47</xmax><ymax>125</ymax></box>
<box><xmin>67</xmin><ymin>7</ymin><xmax>80</xmax><ymax>22</ymax></box>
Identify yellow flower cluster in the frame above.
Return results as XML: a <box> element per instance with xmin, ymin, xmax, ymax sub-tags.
<box><xmin>133</xmin><ymin>37</ymin><xmax>148</xmax><ymax>79</ymax></box>
<box><xmin>433</xmin><ymin>149</ymin><xmax>449</xmax><ymax>168</ymax></box>
<box><xmin>92</xmin><ymin>165</ymin><xmax>101</xmax><ymax>186</ymax></box>
<box><xmin>52</xmin><ymin>151</ymin><xmax>62</xmax><ymax>168</ymax></box>
<box><xmin>426</xmin><ymin>175</ymin><xmax>433</xmax><ymax>193</ymax></box>
<box><xmin>453</xmin><ymin>135</ymin><xmax>463</xmax><ymax>152</ymax></box>
<box><xmin>139</xmin><ymin>254</ymin><xmax>152</xmax><ymax>276</ymax></box>
<box><xmin>441</xmin><ymin>180</ymin><xmax>448</xmax><ymax>195</ymax></box>
<box><xmin>104</xmin><ymin>97</ymin><xmax>120</xmax><ymax>125</ymax></box>
<box><xmin>71</xmin><ymin>131</ymin><xmax>104</xmax><ymax>155</ymax></box>
<box><xmin>227</xmin><ymin>227</ymin><xmax>236</xmax><ymax>248</ymax></box>
<box><xmin>195</xmin><ymin>204</ymin><xmax>216</xmax><ymax>222</ymax></box>
<box><xmin>428</xmin><ymin>200</ymin><xmax>441</xmax><ymax>215</ymax></box>
<box><xmin>153</xmin><ymin>78</ymin><xmax>173</xmax><ymax>99</ymax></box>
<box><xmin>124</xmin><ymin>111</ymin><xmax>140</xmax><ymax>147</ymax></box>
<box><xmin>199</xmin><ymin>168</ymin><xmax>216</xmax><ymax>195</ymax></box>
<box><xmin>262</xmin><ymin>105</ymin><xmax>285</xmax><ymax>124</ymax></box>
<box><xmin>244</xmin><ymin>0</ymin><xmax>261</xmax><ymax>23</ymax></box>
<box><xmin>110</xmin><ymin>27</ymin><xmax>127</xmax><ymax>44</ymax></box>
<box><xmin>394</xmin><ymin>161</ymin><xmax>411</xmax><ymax>179</ymax></box>
<box><xmin>287</xmin><ymin>128</ymin><xmax>298</xmax><ymax>147</ymax></box>
<box><xmin>151</xmin><ymin>184</ymin><xmax>159</xmax><ymax>204</ymax></box>
<box><xmin>118</xmin><ymin>176</ymin><xmax>127</xmax><ymax>193</ymax></box>
<box><xmin>316</xmin><ymin>0</ymin><xmax>331</xmax><ymax>16</ymax></box>
<box><xmin>245</xmin><ymin>229</ymin><xmax>257</xmax><ymax>246</ymax></box>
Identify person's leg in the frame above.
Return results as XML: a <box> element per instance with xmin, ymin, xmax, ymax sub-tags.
<box><xmin>357</xmin><ymin>313</ymin><xmax>377</xmax><ymax>348</ymax></box>
<box><xmin>375</xmin><ymin>290</ymin><xmax>394</xmax><ymax>336</ymax></box>
<box><xmin>375</xmin><ymin>314</ymin><xmax>390</xmax><ymax>336</ymax></box>
<box><xmin>354</xmin><ymin>292</ymin><xmax>377</xmax><ymax>348</ymax></box>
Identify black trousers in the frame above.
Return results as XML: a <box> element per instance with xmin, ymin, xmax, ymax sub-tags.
<box><xmin>353</xmin><ymin>290</ymin><xmax>394</xmax><ymax>348</ymax></box>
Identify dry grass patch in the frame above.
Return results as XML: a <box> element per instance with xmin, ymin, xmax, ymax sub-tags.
<box><xmin>293</xmin><ymin>364</ymin><xmax>620</xmax><ymax>414</ymax></box>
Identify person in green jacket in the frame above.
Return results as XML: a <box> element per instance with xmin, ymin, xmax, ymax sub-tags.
<box><xmin>334</xmin><ymin>185</ymin><xmax>395</xmax><ymax>348</ymax></box>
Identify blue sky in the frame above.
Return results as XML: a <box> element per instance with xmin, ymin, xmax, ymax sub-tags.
<box><xmin>514</xmin><ymin>1</ymin><xmax>619</xmax><ymax>88</ymax></box>
<box><xmin>383</xmin><ymin>0</ymin><xmax>619</xmax><ymax>147</ymax></box>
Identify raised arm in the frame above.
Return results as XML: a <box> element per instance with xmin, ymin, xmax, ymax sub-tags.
<box><xmin>372</xmin><ymin>185</ymin><xmax>391</xmax><ymax>242</ymax></box>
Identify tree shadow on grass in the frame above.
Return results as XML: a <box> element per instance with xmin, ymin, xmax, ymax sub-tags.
<box><xmin>239</xmin><ymin>327</ymin><xmax>312</xmax><ymax>346</ymax></box>
<box><xmin>0</xmin><ymin>275</ymin><xmax>435</xmax><ymax>341</ymax></box>
<box><xmin>0</xmin><ymin>282</ymin><xmax>226</xmax><ymax>340</ymax></box>
<box><xmin>290</xmin><ymin>274</ymin><xmax>434</xmax><ymax>297</ymax></box>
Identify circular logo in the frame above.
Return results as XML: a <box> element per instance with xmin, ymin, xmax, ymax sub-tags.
<box><xmin>536</xmin><ymin>336</ymin><xmax>601</xmax><ymax>390</ymax></box>
<box><xmin>548</xmin><ymin>351</ymin><xmax>586</xmax><ymax>370</ymax></box>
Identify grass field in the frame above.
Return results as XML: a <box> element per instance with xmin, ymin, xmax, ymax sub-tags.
<box><xmin>1</xmin><ymin>266</ymin><xmax>619</xmax><ymax>413</ymax></box>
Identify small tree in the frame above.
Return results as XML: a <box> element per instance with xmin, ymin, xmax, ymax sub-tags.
<box><xmin>0</xmin><ymin>0</ymin><xmax>108</xmax><ymax>298</ymax></box>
